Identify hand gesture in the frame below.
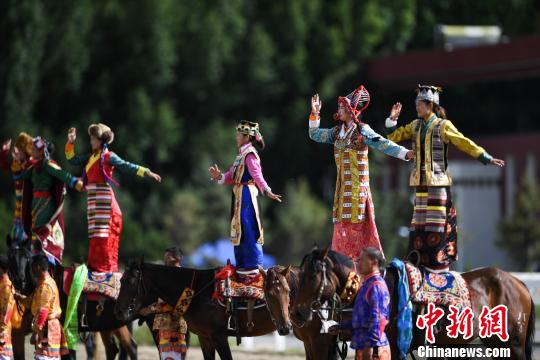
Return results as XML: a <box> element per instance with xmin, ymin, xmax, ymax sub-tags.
<box><xmin>67</xmin><ymin>127</ymin><xmax>77</xmax><ymax>144</ymax></box>
<box><xmin>266</xmin><ymin>190</ymin><xmax>282</xmax><ymax>203</ymax></box>
<box><xmin>74</xmin><ymin>178</ymin><xmax>84</xmax><ymax>192</ymax></box>
<box><xmin>405</xmin><ymin>150</ymin><xmax>415</xmax><ymax>160</ymax></box>
<box><xmin>491</xmin><ymin>158</ymin><xmax>505</xmax><ymax>167</ymax></box>
<box><xmin>2</xmin><ymin>139</ymin><xmax>11</xmax><ymax>152</ymax></box>
<box><xmin>389</xmin><ymin>102</ymin><xmax>402</xmax><ymax>120</ymax></box>
<box><xmin>311</xmin><ymin>94</ymin><xmax>322</xmax><ymax>114</ymax></box>
<box><xmin>147</xmin><ymin>171</ymin><xmax>162</xmax><ymax>183</ymax></box>
<box><xmin>208</xmin><ymin>164</ymin><xmax>222</xmax><ymax>181</ymax></box>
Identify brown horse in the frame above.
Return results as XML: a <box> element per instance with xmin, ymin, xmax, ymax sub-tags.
<box><xmin>115</xmin><ymin>260</ymin><xmax>277</xmax><ymax>360</ymax></box>
<box><xmin>261</xmin><ymin>265</ymin><xmax>350</xmax><ymax>360</ymax></box>
<box><xmin>295</xmin><ymin>246</ymin><xmax>535</xmax><ymax>360</ymax></box>
<box><xmin>7</xmin><ymin>237</ymin><xmax>137</xmax><ymax>360</ymax></box>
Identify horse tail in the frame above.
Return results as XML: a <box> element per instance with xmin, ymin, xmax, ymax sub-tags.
<box><xmin>525</xmin><ymin>295</ymin><xmax>535</xmax><ymax>360</ymax></box>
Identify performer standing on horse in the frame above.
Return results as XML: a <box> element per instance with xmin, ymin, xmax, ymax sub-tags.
<box><xmin>139</xmin><ymin>246</ymin><xmax>188</xmax><ymax>360</ymax></box>
<box><xmin>16</xmin><ymin>137</ymin><xmax>83</xmax><ymax>264</ymax></box>
<box><xmin>0</xmin><ymin>256</ymin><xmax>15</xmax><ymax>360</ymax></box>
<box><xmin>0</xmin><ymin>133</ymin><xmax>35</xmax><ymax>243</ymax></box>
<box><xmin>209</xmin><ymin>120</ymin><xmax>281</xmax><ymax>270</ymax></box>
<box><xmin>65</xmin><ymin>124</ymin><xmax>161</xmax><ymax>272</ymax></box>
<box><xmin>30</xmin><ymin>254</ymin><xmax>69</xmax><ymax>359</ymax></box>
<box><xmin>330</xmin><ymin>248</ymin><xmax>391</xmax><ymax>360</ymax></box>
<box><xmin>385</xmin><ymin>85</ymin><xmax>505</xmax><ymax>270</ymax></box>
<box><xmin>308</xmin><ymin>86</ymin><xmax>414</xmax><ymax>262</ymax></box>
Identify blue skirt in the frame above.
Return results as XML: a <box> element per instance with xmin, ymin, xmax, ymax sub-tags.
<box><xmin>233</xmin><ymin>186</ymin><xmax>263</xmax><ymax>269</ymax></box>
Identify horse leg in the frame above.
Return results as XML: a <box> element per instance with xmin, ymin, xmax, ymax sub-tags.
<box><xmin>198</xmin><ymin>336</ymin><xmax>217</xmax><ymax>360</ymax></box>
<box><xmin>100</xmin><ymin>330</ymin><xmax>120</xmax><ymax>360</ymax></box>
<box><xmin>113</xmin><ymin>326</ymin><xmax>138</xmax><ymax>359</ymax></box>
<box><xmin>214</xmin><ymin>335</ymin><xmax>233</xmax><ymax>360</ymax></box>
<box><xmin>11</xmin><ymin>328</ymin><xmax>26</xmax><ymax>360</ymax></box>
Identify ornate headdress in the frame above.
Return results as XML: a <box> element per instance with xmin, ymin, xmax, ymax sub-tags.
<box><xmin>334</xmin><ymin>85</ymin><xmax>371</xmax><ymax>122</ymax></box>
<box><xmin>236</xmin><ymin>120</ymin><xmax>263</xmax><ymax>141</ymax></box>
<box><xmin>88</xmin><ymin>123</ymin><xmax>115</xmax><ymax>145</ymax></box>
<box><xmin>416</xmin><ymin>85</ymin><xmax>443</xmax><ymax>105</ymax></box>
<box><xmin>33</xmin><ymin>136</ymin><xmax>50</xmax><ymax>159</ymax></box>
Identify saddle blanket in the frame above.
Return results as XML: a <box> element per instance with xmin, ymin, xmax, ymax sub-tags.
<box><xmin>64</xmin><ymin>267</ymin><xmax>122</xmax><ymax>300</ymax></box>
<box><xmin>405</xmin><ymin>262</ymin><xmax>471</xmax><ymax>309</ymax></box>
<box><xmin>214</xmin><ymin>265</ymin><xmax>265</xmax><ymax>301</ymax></box>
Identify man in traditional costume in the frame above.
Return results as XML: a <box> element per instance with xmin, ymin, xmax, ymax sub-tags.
<box><xmin>331</xmin><ymin>248</ymin><xmax>391</xmax><ymax>360</ymax></box>
<box><xmin>30</xmin><ymin>254</ymin><xmax>68</xmax><ymax>359</ymax></box>
<box><xmin>385</xmin><ymin>85</ymin><xmax>505</xmax><ymax>270</ymax></box>
<box><xmin>65</xmin><ymin>124</ymin><xmax>161</xmax><ymax>272</ymax></box>
<box><xmin>209</xmin><ymin>121</ymin><xmax>281</xmax><ymax>270</ymax></box>
<box><xmin>308</xmin><ymin>86</ymin><xmax>413</xmax><ymax>262</ymax></box>
<box><xmin>0</xmin><ymin>256</ymin><xmax>15</xmax><ymax>360</ymax></box>
<box><xmin>0</xmin><ymin>133</ymin><xmax>34</xmax><ymax>242</ymax></box>
<box><xmin>139</xmin><ymin>246</ymin><xmax>188</xmax><ymax>360</ymax></box>
<box><xmin>16</xmin><ymin>137</ymin><xmax>83</xmax><ymax>264</ymax></box>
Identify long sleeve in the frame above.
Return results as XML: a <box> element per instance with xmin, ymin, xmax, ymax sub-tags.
<box><xmin>44</xmin><ymin>161</ymin><xmax>79</xmax><ymax>188</ymax></box>
<box><xmin>218</xmin><ymin>166</ymin><xmax>235</xmax><ymax>185</ymax></box>
<box><xmin>108</xmin><ymin>152</ymin><xmax>148</xmax><ymax>177</ymax></box>
<box><xmin>13</xmin><ymin>168</ymin><xmax>32</xmax><ymax>180</ymax></box>
<box><xmin>32</xmin><ymin>284</ymin><xmax>54</xmax><ymax>330</ymax></box>
<box><xmin>308</xmin><ymin>114</ymin><xmax>336</xmax><ymax>144</ymax></box>
<box><xmin>361</xmin><ymin>125</ymin><xmax>410</xmax><ymax>161</ymax></box>
<box><xmin>443</xmin><ymin>121</ymin><xmax>493</xmax><ymax>164</ymax></box>
<box><xmin>385</xmin><ymin>118</ymin><xmax>415</xmax><ymax>143</ymax></box>
<box><xmin>245</xmin><ymin>153</ymin><xmax>270</xmax><ymax>193</ymax></box>
<box><xmin>0</xmin><ymin>285</ymin><xmax>14</xmax><ymax>330</ymax></box>
<box><xmin>64</xmin><ymin>143</ymin><xmax>90</xmax><ymax>166</ymax></box>
<box><xmin>363</xmin><ymin>285</ymin><xmax>385</xmax><ymax>347</ymax></box>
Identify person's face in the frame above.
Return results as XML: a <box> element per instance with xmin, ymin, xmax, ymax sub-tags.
<box><xmin>337</xmin><ymin>104</ymin><xmax>351</xmax><ymax>122</ymax></box>
<box><xmin>31</xmin><ymin>145</ymin><xmax>44</xmax><ymax>160</ymax></box>
<box><xmin>358</xmin><ymin>252</ymin><xmax>377</xmax><ymax>276</ymax></box>
<box><xmin>236</xmin><ymin>132</ymin><xmax>249</xmax><ymax>148</ymax></box>
<box><xmin>415</xmin><ymin>100</ymin><xmax>432</xmax><ymax>118</ymax></box>
<box><xmin>90</xmin><ymin>135</ymin><xmax>102</xmax><ymax>152</ymax></box>
<box><xmin>164</xmin><ymin>252</ymin><xmax>181</xmax><ymax>267</ymax></box>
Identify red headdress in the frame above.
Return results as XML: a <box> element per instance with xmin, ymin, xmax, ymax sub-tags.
<box><xmin>334</xmin><ymin>85</ymin><xmax>371</xmax><ymax>123</ymax></box>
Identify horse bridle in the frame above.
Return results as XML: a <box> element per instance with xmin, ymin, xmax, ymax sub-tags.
<box><xmin>126</xmin><ymin>266</ymin><xmax>148</xmax><ymax>318</ymax></box>
<box><xmin>311</xmin><ymin>260</ymin><xmax>328</xmax><ymax>312</ymax></box>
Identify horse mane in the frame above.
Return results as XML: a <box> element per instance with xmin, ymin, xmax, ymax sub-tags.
<box><xmin>299</xmin><ymin>248</ymin><xmax>354</xmax><ymax>269</ymax></box>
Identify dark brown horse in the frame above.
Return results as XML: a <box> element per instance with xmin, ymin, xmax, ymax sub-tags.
<box><xmin>114</xmin><ymin>260</ymin><xmax>277</xmax><ymax>360</ymax></box>
<box><xmin>295</xmin><ymin>246</ymin><xmax>535</xmax><ymax>360</ymax></box>
<box><xmin>261</xmin><ymin>265</ymin><xmax>350</xmax><ymax>360</ymax></box>
<box><xmin>7</xmin><ymin>237</ymin><xmax>137</xmax><ymax>360</ymax></box>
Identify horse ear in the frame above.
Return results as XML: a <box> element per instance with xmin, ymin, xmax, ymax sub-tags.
<box><xmin>258</xmin><ymin>266</ymin><xmax>267</xmax><ymax>279</ymax></box>
<box><xmin>321</xmin><ymin>244</ymin><xmax>331</xmax><ymax>260</ymax></box>
<box><xmin>281</xmin><ymin>265</ymin><xmax>291</xmax><ymax>277</ymax></box>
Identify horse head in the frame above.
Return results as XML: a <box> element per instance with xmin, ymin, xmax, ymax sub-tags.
<box><xmin>6</xmin><ymin>235</ymin><xmax>35</xmax><ymax>295</ymax></box>
<box><xmin>293</xmin><ymin>245</ymin><xmax>354</xmax><ymax>322</ymax></box>
<box><xmin>115</xmin><ymin>258</ymin><xmax>154</xmax><ymax>322</ymax></box>
<box><xmin>261</xmin><ymin>266</ymin><xmax>294</xmax><ymax>335</ymax></box>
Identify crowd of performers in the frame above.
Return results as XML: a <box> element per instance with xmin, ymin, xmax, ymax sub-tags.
<box><xmin>0</xmin><ymin>84</ymin><xmax>504</xmax><ymax>359</ymax></box>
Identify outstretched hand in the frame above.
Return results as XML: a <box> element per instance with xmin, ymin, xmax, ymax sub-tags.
<box><xmin>266</xmin><ymin>190</ymin><xmax>282</xmax><ymax>203</ymax></box>
<box><xmin>67</xmin><ymin>127</ymin><xmax>77</xmax><ymax>144</ymax></box>
<box><xmin>209</xmin><ymin>164</ymin><xmax>222</xmax><ymax>181</ymax></box>
<box><xmin>389</xmin><ymin>102</ymin><xmax>402</xmax><ymax>120</ymax></box>
<box><xmin>2</xmin><ymin>139</ymin><xmax>11</xmax><ymax>152</ymax></box>
<box><xmin>311</xmin><ymin>94</ymin><xmax>322</xmax><ymax>114</ymax></box>
<box><xmin>491</xmin><ymin>158</ymin><xmax>505</xmax><ymax>167</ymax></box>
<box><xmin>147</xmin><ymin>171</ymin><xmax>162</xmax><ymax>183</ymax></box>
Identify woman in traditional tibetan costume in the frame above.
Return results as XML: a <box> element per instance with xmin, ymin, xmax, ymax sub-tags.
<box><xmin>209</xmin><ymin>121</ymin><xmax>281</xmax><ymax>270</ymax></box>
<box><xmin>308</xmin><ymin>85</ymin><xmax>413</xmax><ymax>262</ymax></box>
<box><xmin>65</xmin><ymin>124</ymin><xmax>161</xmax><ymax>272</ymax></box>
<box><xmin>385</xmin><ymin>85</ymin><xmax>505</xmax><ymax>270</ymax></box>
<box><xmin>0</xmin><ymin>133</ymin><xmax>34</xmax><ymax>242</ymax></box>
<box><xmin>16</xmin><ymin>137</ymin><xmax>83</xmax><ymax>263</ymax></box>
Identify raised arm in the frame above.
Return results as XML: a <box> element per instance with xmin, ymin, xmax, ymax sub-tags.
<box><xmin>308</xmin><ymin>93</ymin><xmax>336</xmax><ymax>144</ymax></box>
<box><xmin>384</xmin><ymin>102</ymin><xmax>415</xmax><ymax>143</ymax></box>
<box><xmin>443</xmin><ymin>121</ymin><xmax>503</xmax><ymax>166</ymax></box>
<box><xmin>361</xmin><ymin>125</ymin><xmax>412</xmax><ymax>161</ymax></box>
<box><xmin>64</xmin><ymin>143</ymin><xmax>90</xmax><ymax>166</ymax></box>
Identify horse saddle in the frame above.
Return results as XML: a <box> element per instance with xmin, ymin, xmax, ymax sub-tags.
<box><xmin>214</xmin><ymin>265</ymin><xmax>265</xmax><ymax>301</ymax></box>
<box><xmin>405</xmin><ymin>262</ymin><xmax>471</xmax><ymax>310</ymax></box>
<box><xmin>63</xmin><ymin>265</ymin><xmax>122</xmax><ymax>301</ymax></box>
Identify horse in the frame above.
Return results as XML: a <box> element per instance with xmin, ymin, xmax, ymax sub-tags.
<box><xmin>294</xmin><ymin>246</ymin><xmax>535</xmax><ymax>360</ymax></box>
<box><xmin>261</xmin><ymin>265</ymin><xmax>350</xmax><ymax>360</ymax></box>
<box><xmin>114</xmin><ymin>260</ymin><xmax>277</xmax><ymax>360</ymax></box>
<box><xmin>6</xmin><ymin>236</ymin><xmax>138</xmax><ymax>360</ymax></box>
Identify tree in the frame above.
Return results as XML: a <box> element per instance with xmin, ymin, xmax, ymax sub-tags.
<box><xmin>497</xmin><ymin>177</ymin><xmax>540</xmax><ymax>271</ymax></box>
